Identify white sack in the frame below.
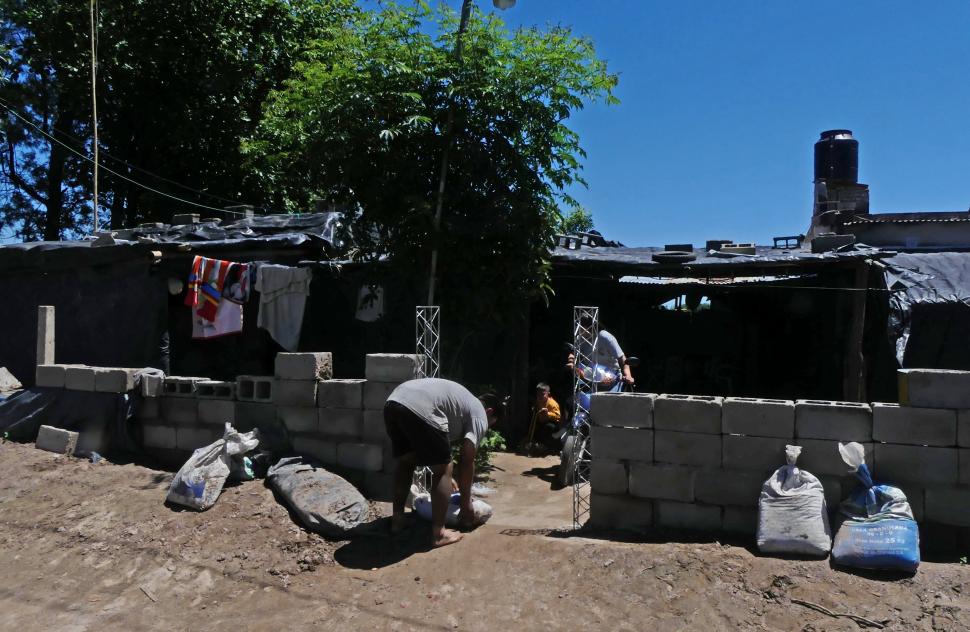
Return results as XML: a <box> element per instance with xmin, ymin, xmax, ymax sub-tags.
<box><xmin>757</xmin><ymin>445</ymin><xmax>832</xmax><ymax>556</ymax></box>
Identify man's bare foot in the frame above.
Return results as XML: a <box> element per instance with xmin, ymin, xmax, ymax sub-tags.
<box><xmin>431</xmin><ymin>528</ymin><xmax>463</xmax><ymax>548</ymax></box>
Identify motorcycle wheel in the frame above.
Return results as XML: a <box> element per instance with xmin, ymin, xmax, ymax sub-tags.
<box><xmin>559</xmin><ymin>435</ymin><xmax>579</xmax><ymax>487</ymax></box>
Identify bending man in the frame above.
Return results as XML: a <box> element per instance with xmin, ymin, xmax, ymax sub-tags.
<box><xmin>384</xmin><ymin>378</ymin><xmax>504</xmax><ymax>548</ymax></box>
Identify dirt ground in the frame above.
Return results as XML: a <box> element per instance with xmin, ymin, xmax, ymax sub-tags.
<box><xmin>1</xmin><ymin>442</ymin><xmax>970</xmax><ymax>631</ymax></box>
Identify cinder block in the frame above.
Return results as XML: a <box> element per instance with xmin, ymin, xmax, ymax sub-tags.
<box><xmin>163</xmin><ymin>376</ymin><xmax>206</xmax><ymax>398</ymax></box>
<box><xmin>961</xmin><ymin>449</ymin><xmax>970</xmax><ymax>486</ymax></box>
<box><xmin>816</xmin><ymin>475</ymin><xmax>845</xmax><ymax>512</ymax></box>
<box><xmin>35</xmin><ymin>425</ymin><xmax>78</xmax><ymax>455</ymax></box>
<box><xmin>628</xmin><ymin>463</ymin><xmax>694</xmax><ymax>502</ymax></box>
<box><xmin>872</xmin><ymin>403</ymin><xmax>956</xmax><ymax>447</ymax></box>
<box><xmin>797</xmin><ymin>439</ymin><xmax>873</xmax><ymax>477</ymax></box>
<box><xmin>694</xmin><ymin>469</ymin><xmax>764</xmax><ymax>507</ymax></box>
<box><xmin>591</xmin><ymin>426</ymin><xmax>653</xmax><ymax>462</ymax></box>
<box><xmin>590</xmin><ymin>460</ymin><xmax>628</xmax><ymax>495</ymax></box>
<box><xmin>142</xmin><ymin>423</ymin><xmax>177</xmax><ymax>450</ymax></box>
<box><xmin>956</xmin><ymin>410</ymin><xmax>970</xmax><ymax>448</ymax></box>
<box><xmin>722</xmin><ymin>435</ymin><xmax>791</xmax><ymax>474</ymax></box>
<box><xmin>137</xmin><ymin>397</ymin><xmax>160</xmax><ymax>420</ymax></box>
<box><xmin>338</xmin><ymin>443</ymin><xmax>383</xmax><ymax>472</ymax></box>
<box><xmin>590</xmin><ymin>392</ymin><xmax>655</xmax><ymax>428</ymax></box>
<box><xmin>873</xmin><ymin>443</ymin><xmax>958</xmax><ymax>485</ymax></box>
<box><xmin>236</xmin><ymin>375</ymin><xmax>274</xmax><ymax>402</ymax></box>
<box><xmin>655</xmin><ymin>500</ymin><xmax>722</xmax><ymax>531</ymax></box>
<box><xmin>291</xmin><ymin>435</ymin><xmax>338</xmax><ymax>465</ymax></box>
<box><xmin>722</xmin><ymin>506</ymin><xmax>758</xmax><ymax>535</ymax></box>
<box><xmin>589</xmin><ymin>493</ymin><xmax>654</xmax><ymax>532</ymax></box>
<box><xmin>95</xmin><ymin>368</ymin><xmax>139</xmax><ymax>393</ymax></box>
<box><xmin>363</xmin><ymin>381</ymin><xmax>401</xmax><ymax>410</ymax></box>
<box><xmin>320</xmin><ymin>408</ymin><xmax>363</xmax><ymax>439</ymax></box>
<box><xmin>654</xmin><ymin>394</ymin><xmax>723</xmax><ymax>434</ymax></box>
<box><xmin>161</xmin><ymin>397</ymin><xmax>198</xmax><ymax>425</ymax></box>
<box><xmin>654</xmin><ymin>430</ymin><xmax>721</xmax><ymax>467</ymax></box>
<box><xmin>924</xmin><ymin>487</ymin><xmax>970</xmax><ymax>527</ymax></box>
<box><xmin>141</xmin><ymin>373</ymin><xmax>165</xmax><ymax>397</ymax></box>
<box><xmin>317</xmin><ymin>379</ymin><xmax>366</xmax><ymax>409</ymax></box>
<box><xmin>277</xmin><ymin>406</ymin><xmax>318</xmax><ymax>434</ymax></box>
<box><xmin>361</xmin><ymin>410</ymin><xmax>387</xmax><ymax>443</ymax></box>
<box><xmin>234</xmin><ymin>402</ymin><xmax>277</xmax><ymax>432</ymax></box>
<box><xmin>176</xmin><ymin>426</ymin><xmax>222</xmax><ymax>450</ymax></box>
<box><xmin>198</xmin><ymin>399</ymin><xmax>235</xmax><ymax>426</ymax></box>
<box><xmin>795</xmin><ymin>400</ymin><xmax>872</xmax><ymax>442</ymax></box>
<box><xmin>65</xmin><ymin>366</ymin><xmax>98</xmax><ymax>391</ymax></box>
<box><xmin>365</xmin><ymin>354</ymin><xmax>423</xmax><ymax>382</ymax></box>
<box><xmin>275</xmin><ymin>379</ymin><xmax>317</xmax><ymax>407</ymax></box>
<box><xmin>195</xmin><ymin>380</ymin><xmax>236</xmax><ymax>400</ymax></box>
<box><xmin>274</xmin><ymin>352</ymin><xmax>333</xmax><ymax>381</ymax></box>
<box><xmin>899</xmin><ymin>369</ymin><xmax>970</xmax><ymax>409</ymax></box>
<box><xmin>36</xmin><ymin>364</ymin><xmax>68</xmax><ymax>388</ymax></box>
<box><xmin>722</xmin><ymin>397</ymin><xmax>794</xmax><ymax>439</ymax></box>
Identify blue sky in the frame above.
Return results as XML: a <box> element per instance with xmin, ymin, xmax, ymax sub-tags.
<box><xmin>481</xmin><ymin>0</ymin><xmax>970</xmax><ymax>247</ymax></box>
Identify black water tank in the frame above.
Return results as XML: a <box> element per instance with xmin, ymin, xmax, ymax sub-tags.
<box><xmin>814</xmin><ymin>129</ymin><xmax>858</xmax><ymax>183</ymax></box>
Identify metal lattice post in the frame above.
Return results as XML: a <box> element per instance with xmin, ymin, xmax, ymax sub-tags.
<box><xmin>415</xmin><ymin>306</ymin><xmax>440</xmax><ymax>379</ymax></box>
<box><xmin>572</xmin><ymin>306</ymin><xmax>599</xmax><ymax>528</ymax></box>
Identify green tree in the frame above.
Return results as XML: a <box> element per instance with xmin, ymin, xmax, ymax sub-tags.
<box><xmin>561</xmin><ymin>205</ymin><xmax>594</xmax><ymax>234</ymax></box>
<box><xmin>245</xmin><ymin>1</ymin><xmax>617</xmax><ymax>365</ymax></box>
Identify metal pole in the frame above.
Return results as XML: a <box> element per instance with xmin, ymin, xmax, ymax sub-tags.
<box><xmin>572</xmin><ymin>306</ymin><xmax>598</xmax><ymax>528</ymax></box>
<box><xmin>89</xmin><ymin>0</ymin><xmax>99</xmax><ymax>232</ymax></box>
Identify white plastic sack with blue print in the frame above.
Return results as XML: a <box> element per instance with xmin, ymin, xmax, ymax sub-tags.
<box><xmin>166</xmin><ymin>423</ymin><xmax>259</xmax><ymax>510</ymax></box>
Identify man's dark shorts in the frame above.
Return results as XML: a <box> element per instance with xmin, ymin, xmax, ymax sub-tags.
<box><xmin>384</xmin><ymin>400</ymin><xmax>451</xmax><ymax>466</ymax></box>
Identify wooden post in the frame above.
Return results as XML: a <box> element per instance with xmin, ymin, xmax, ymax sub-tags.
<box><xmin>842</xmin><ymin>263</ymin><xmax>868</xmax><ymax>402</ymax></box>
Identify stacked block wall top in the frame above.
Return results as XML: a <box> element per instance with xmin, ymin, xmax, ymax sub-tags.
<box><xmin>36</xmin><ymin>425</ymin><xmax>78</xmax><ymax>456</ymax></box>
<box><xmin>236</xmin><ymin>375</ymin><xmax>274</xmax><ymax>402</ymax></box>
<box><xmin>275</xmin><ymin>352</ymin><xmax>333</xmax><ymax>381</ymax></box>
<box><xmin>721</xmin><ymin>397</ymin><xmax>794</xmax><ymax>438</ymax></box>
<box><xmin>872</xmin><ymin>403</ymin><xmax>957</xmax><ymax>447</ymax></box>
<box><xmin>590</xmin><ymin>392</ymin><xmax>655</xmax><ymax>428</ymax></box>
<box><xmin>36</xmin><ymin>364</ymin><xmax>71</xmax><ymax>388</ymax></box>
<box><xmin>365</xmin><ymin>354</ymin><xmax>424</xmax><ymax>382</ymax></box>
<box><xmin>163</xmin><ymin>376</ymin><xmax>207</xmax><ymax>398</ymax></box>
<box><xmin>794</xmin><ymin>400</ymin><xmax>872</xmax><ymax>442</ymax></box>
<box><xmin>899</xmin><ymin>369</ymin><xmax>970</xmax><ymax>409</ymax></box>
<box><xmin>141</xmin><ymin>373</ymin><xmax>165</xmax><ymax>397</ymax></box>
<box><xmin>654</xmin><ymin>394</ymin><xmax>722</xmax><ymax>434</ymax></box>
<box><xmin>196</xmin><ymin>380</ymin><xmax>237</xmax><ymax>400</ymax></box>
<box><xmin>317</xmin><ymin>379</ymin><xmax>366</xmax><ymax>409</ymax></box>
<box><xmin>94</xmin><ymin>368</ymin><xmax>140</xmax><ymax>394</ymax></box>
<box><xmin>65</xmin><ymin>366</ymin><xmax>99</xmax><ymax>391</ymax></box>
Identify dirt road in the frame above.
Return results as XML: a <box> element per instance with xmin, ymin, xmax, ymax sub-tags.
<box><xmin>1</xmin><ymin>442</ymin><xmax>968</xmax><ymax>631</ymax></box>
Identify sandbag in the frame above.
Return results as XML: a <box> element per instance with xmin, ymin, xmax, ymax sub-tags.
<box><xmin>757</xmin><ymin>445</ymin><xmax>831</xmax><ymax>556</ymax></box>
<box><xmin>831</xmin><ymin>442</ymin><xmax>920</xmax><ymax>573</ymax></box>
<box><xmin>166</xmin><ymin>423</ymin><xmax>259</xmax><ymax>510</ymax></box>
<box><xmin>411</xmin><ymin>487</ymin><xmax>493</xmax><ymax>528</ymax></box>
<box><xmin>267</xmin><ymin>456</ymin><xmax>369</xmax><ymax>537</ymax></box>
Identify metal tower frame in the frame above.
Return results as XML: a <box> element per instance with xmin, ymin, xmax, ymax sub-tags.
<box><xmin>572</xmin><ymin>305</ymin><xmax>599</xmax><ymax>528</ymax></box>
<box><xmin>415</xmin><ymin>305</ymin><xmax>441</xmax><ymax>379</ymax></box>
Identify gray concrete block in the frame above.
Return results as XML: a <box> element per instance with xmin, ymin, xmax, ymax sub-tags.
<box><xmin>236</xmin><ymin>375</ymin><xmax>274</xmax><ymax>402</ymax></box>
<box><xmin>795</xmin><ymin>400</ymin><xmax>872</xmax><ymax>442</ymax></box>
<box><xmin>654</xmin><ymin>394</ymin><xmax>723</xmax><ymax>434</ymax></box>
<box><xmin>198</xmin><ymin>399</ymin><xmax>235</xmax><ymax>426</ymax></box>
<box><xmin>628</xmin><ymin>463</ymin><xmax>694</xmax><ymax>501</ymax></box>
<box><xmin>722</xmin><ymin>435</ymin><xmax>791</xmax><ymax>474</ymax></box>
<box><xmin>363</xmin><ymin>381</ymin><xmax>401</xmax><ymax>410</ymax></box>
<box><xmin>365</xmin><ymin>354</ymin><xmax>423</xmax><ymax>382</ymax></box>
<box><xmin>694</xmin><ymin>469</ymin><xmax>764</xmax><ymax>507</ymax></box>
<box><xmin>591</xmin><ymin>426</ymin><xmax>653</xmax><ymax>462</ymax></box>
<box><xmin>137</xmin><ymin>397</ymin><xmax>160</xmax><ymax>420</ymax></box>
<box><xmin>36</xmin><ymin>305</ymin><xmax>55</xmax><ymax>366</ymax></box>
<box><xmin>317</xmin><ymin>379</ymin><xmax>366</xmax><ymax>409</ymax></box>
<box><xmin>141</xmin><ymin>373</ymin><xmax>165</xmax><ymax>397</ymax></box>
<box><xmin>291</xmin><ymin>435</ymin><xmax>338</xmax><ymax>466</ymax></box>
<box><xmin>655</xmin><ymin>501</ymin><xmax>722</xmax><ymax>531</ymax></box>
<box><xmin>654</xmin><ymin>430</ymin><xmax>720</xmax><ymax>467</ymax></box>
<box><xmin>234</xmin><ymin>402</ymin><xmax>277</xmax><ymax>431</ymax></box>
<box><xmin>361</xmin><ymin>410</ymin><xmax>387</xmax><ymax>443</ymax></box>
<box><xmin>924</xmin><ymin>487</ymin><xmax>970</xmax><ymax>527</ymax></box>
<box><xmin>589</xmin><ymin>493</ymin><xmax>654</xmax><ymax>532</ymax></box>
<box><xmin>722</xmin><ymin>506</ymin><xmax>758</xmax><ymax>535</ymax></box>
<box><xmin>961</xmin><ymin>449</ymin><xmax>970</xmax><ymax>486</ymax></box>
<box><xmin>338</xmin><ymin>443</ymin><xmax>383</xmax><ymax>472</ymax></box>
<box><xmin>721</xmin><ymin>397</ymin><xmax>794</xmax><ymax>439</ymax></box>
<box><xmin>320</xmin><ymin>408</ymin><xmax>363</xmax><ymax>439</ymax></box>
<box><xmin>873</xmin><ymin>443</ymin><xmax>958</xmax><ymax>485</ymax></box>
<box><xmin>797</xmin><ymin>439</ymin><xmax>873</xmax><ymax>477</ymax></box>
<box><xmin>274</xmin><ymin>352</ymin><xmax>333</xmax><ymax>381</ymax></box>
<box><xmin>277</xmin><ymin>406</ymin><xmax>318</xmax><ymax>434</ymax></box>
<box><xmin>195</xmin><ymin>380</ymin><xmax>236</xmax><ymax>400</ymax></box>
<box><xmin>142</xmin><ymin>423</ymin><xmax>177</xmax><ymax>450</ymax></box>
<box><xmin>899</xmin><ymin>369</ymin><xmax>970</xmax><ymax>409</ymax></box>
<box><xmin>95</xmin><ymin>368</ymin><xmax>139</xmax><ymax>393</ymax></box>
<box><xmin>176</xmin><ymin>425</ymin><xmax>222</xmax><ymax>450</ymax></box>
<box><xmin>161</xmin><ymin>397</ymin><xmax>198</xmax><ymax>425</ymax></box>
<box><xmin>36</xmin><ymin>425</ymin><xmax>78</xmax><ymax>455</ymax></box>
<box><xmin>872</xmin><ymin>402</ymin><xmax>957</xmax><ymax>447</ymax></box>
<box><xmin>816</xmin><ymin>475</ymin><xmax>845</xmax><ymax>512</ymax></box>
<box><xmin>957</xmin><ymin>410</ymin><xmax>970</xmax><ymax>448</ymax></box>
<box><xmin>894</xmin><ymin>483</ymin><xmax>925</xmax><ymax>522</ymax></box>
<box><xmin>163</xmin><ymin>376</ymin><xmax>206</xmax><ymax>398</ymax></box>
<box><xmin>275</xmin><ymin>379</ymin><xmax>317</xmax><ymax>407</ymax></box>
<box><xmin>590</xmin><ymin>392</ymin><xmax>655</xmax><ymax>428</ymax></box>
<box><xmin>65</xmin><ymin>366</ymin><xmax>99</xmax><ymax>391</ymax></box>
<box><xmin>35</xmin><ymin>364</ymin><xmax>67</xmax><ymax>388</ymax></box>
<box><xmin>590</xmin><ymin>459</ymin><xmax>628</xmax><ymax>495</ymax></box>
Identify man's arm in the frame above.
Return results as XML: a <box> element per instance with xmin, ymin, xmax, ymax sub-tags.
<box><xmin>457</xmin><ymin>438</ymin><xmax>476</xmax><ymax>525</ymax></box>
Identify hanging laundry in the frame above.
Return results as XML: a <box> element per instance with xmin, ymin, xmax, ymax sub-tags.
<box><xmin>186</xmin><ymin>256</ymin><xmax>247</xmax><ymax>339</ymax></box>
<box><xmin>255</xmin><ymin>264</ymin><xmax>312</xmax><ymax>351</ymax></box>
<box><xmin>355</xmin><ymin>284</ymin><xmax>384</xmax><ymax>322</ymax></box>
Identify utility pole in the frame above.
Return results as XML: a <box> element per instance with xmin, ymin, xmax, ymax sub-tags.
<box><xmin>89</xmin><ymin>0</ymin><xmax>99</xmax><ymax>233</ymax></box>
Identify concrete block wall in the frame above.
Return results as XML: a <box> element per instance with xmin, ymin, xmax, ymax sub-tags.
<box><xmin>589</xmin><ymin>375</ymin><xmax>970</xmax><ymax>541</ymax></box>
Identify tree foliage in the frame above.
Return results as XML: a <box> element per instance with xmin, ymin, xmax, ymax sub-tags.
<box><xmin>561</xmin><ymin>205</ymin><xmax>595</xmax><ymax>234</ymax></box>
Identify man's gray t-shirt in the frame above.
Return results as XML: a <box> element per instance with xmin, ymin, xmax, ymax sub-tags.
<box><xmin>579</xmin><ymin>330</ymin><xmax>625</xmax><ymax>371</ymax></box>
<box><xmin>386</xmin><ymin>378</ymin><xmax>488</xmax><ymax>446</ymax></box>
